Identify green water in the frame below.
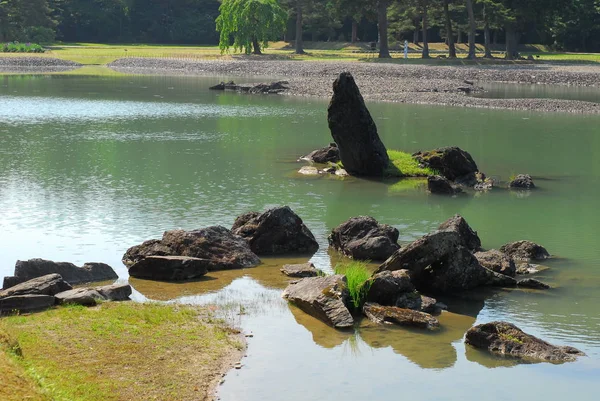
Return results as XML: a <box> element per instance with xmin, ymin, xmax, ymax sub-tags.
<box><xmin>0</xmin><ymin>74</ymin><xmax>598</xmax><ymax>401</ymax></box>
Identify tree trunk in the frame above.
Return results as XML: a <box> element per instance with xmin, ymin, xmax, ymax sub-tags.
<box><xmin>295</xmin><ymin>2</ymin><xmax>305</xmax><ymax>54</ymax></box>
<box><xmin>493</xmin><ymin>29</ymin><xmax>498</xmax><ymax>45</ymax></box>
<box><xmin>252</xmin><ymin>37</ymin><xmax>262</xmax><ymax>55</ymax></box>
<box><xmin>378</xmin><ymin>0</ymin><xmax>391</xmax><ymax>58</ymax></box>
<box><xmin>422</xmin><ymin>5</ymin><xmax>430</xmax><ymax>58</ymax></box>
<box><xmin>466</xmin><ymin>0</ymin><xmax>476</xmax><ymax>59</ymax></box>
<box><xmin>413</xmin><ymin>29</ymin><xmax>419</xmax><ymax>44</ymax></box>
<box><xmin>351</xmin><ymin>19</ymin><xmax>358</xmax><ymax>43</ymax></box>
<box><xmin>505</xmin><ymin>23</ymin><xmax>517</xmax><ymax>60</ymax></box>
<box><xmin>443</xmin><ymin>0</ymin><xmax>456</xmax><ymax>58</ymax></box>
<box><xmin>483</xmin><ymin>5</ymin><xmax>493</xmax><ymax>58</ymax></box>
<box><xmin>457</xmin><ymin>30</ymin><xmax>462</xmax><ymax>44</ymax></box>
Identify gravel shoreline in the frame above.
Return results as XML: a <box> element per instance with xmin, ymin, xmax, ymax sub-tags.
<box><xmin>0</xmin><ymin>57</ymin><xmax>81</xmax><ymax>73</ymax></box>
<box><xmin>109</xmin><ymin>57</ymin><xmax>600</xmax><ymax>114</ymax></box>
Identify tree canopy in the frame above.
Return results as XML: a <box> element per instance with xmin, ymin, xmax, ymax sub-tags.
<box><xmin>216</xmin><ymin>0</ymin><xmax>287</xmax><ymax>54</ymax></box>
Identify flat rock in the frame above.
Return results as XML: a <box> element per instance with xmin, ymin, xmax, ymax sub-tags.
<box><xmin>395</xmin><ymin>292</ymin><xmax>441</xmax><ymax>314</ymax></box>
<box><xmin>300</xmin><ymin>143</ymin><xmax>340</xmax><ymax>163</ymax></box>
<box><xmin>55</xmin><ymin>288</ymin><xmax>103</xmax><ymax>306</ymax></box>
<box><xmin>123</xmin><ymin>226</ymin><xmax>260</xmax><ymax>270</ymax></box>
<box><xmin>282</xmin><ymin>275</ymin><xmax>353</xmax><ymax>329</ymax></box>
<box><xmin>298</xmin><ymin>166</ymin><xmax>320</xmax><ymax>175</ymax></box>
<box><xmin>280</xmin><ymin>263</ymin><xmax>319</xmax><ymax>278</ymax></box>
<box><xmin>0</xmin><ymin>274</ymin><xmax>72</xmax><ymax>298</ymax></box>
<box><xmin>427</xmin><ymin>175</ymin><xmax>462</xmax><ymax>195</ymax></box>
<box><xmin>413</xmin><ymin>146</ymin><xmax>478</xmax><ymax>181</ymax></box>
<box><xmin>0</xmin><ymin>294</ymin><xmax>56</xmax><ymax>314</ymax></box>
<box><xmin>366</xmin><ymin>270</ymin><xmax>414</xmax><ymax>306</ymax></box>
<box><xmin>328</xmin><ymin>216</ymin><xmax>400</xmax><ymax>261</ymax></box>
<box><xmin>500</xmin><ymin>240</ymin><xmax>550</xmax><ymax>261</ymax></box>
<box><xmin>475</xmin><ymin>250</ymin><xmax>517</xmax><ymax>277</ymax></box>
<box><xmin>465</xmin><ymin>321</ymin><xmax>585</xmax><ymax>362</ymax></box>
<box><xmin>3</xmin><ymin>259</ymin><xmax>118</xmax><ymax>289</ymax></box>
<box><xmin>517</xmin><ymin>278</ymin><xmax>550</xmax><ymax>290</ymax></box>
<box><xmin>516</xmin><ymin>263</ymin><xmax>546</xmax><ymax>275</ymax></box>
<box><xmin>362</xmin><ymin>302</ymin><xmax>439</xmax><ymax>330</ymax></box>
<box><xmin>128</xmin><ymin>256</ymin><xmax>211</xmax><ymax>281</ymax></box>
<box><xmin>231</xmin><ymin>206</ymin><xmax>319</xmax><ymax>255</ymax></box>
<box><xmin>95</xmin><ymin>283</ymin><xmax>132</xmax><ymax>301</ymax></box>
<box><xmin>509</xmin><ymin>174</ymin><xmax>535</xmax><ymax>189</ymax></box>
<box><xmin>438</xmin><ymin>214</ymin><xmax>481</xmax><ymax>251</ymax></box>
<box><xmin>327</xmin><ymin>72</ymin><xmax>389</xmax><ymax>176</ymax></box>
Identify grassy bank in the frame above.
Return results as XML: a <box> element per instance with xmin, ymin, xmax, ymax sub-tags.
<box><xmin>0</xmin><ymin>302</ymin><xmax>244</xmax><ymax>401</ymax></box>
<box><xmin>0</xmin><ymin>42</ymin><xmax>598</xmax><ymax>67</ymax></box>
<box><xmin>385</xmin><ymin>150</ymin><xmax>436</xmax><ymax>178</ymax></box>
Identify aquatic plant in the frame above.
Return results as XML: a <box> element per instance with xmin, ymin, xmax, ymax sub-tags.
<box><xmin>334</xmin><ymin>261</ymin><xmax>373</xmax><ymax>309</ymax></box>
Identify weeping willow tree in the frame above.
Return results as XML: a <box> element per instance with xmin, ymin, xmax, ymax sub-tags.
<box><xmin>216</xmin><ymin>0</ymin><xmax>287</xmax><ymax>55</ymax></box>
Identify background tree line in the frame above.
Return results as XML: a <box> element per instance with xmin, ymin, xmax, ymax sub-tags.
<box><xmin>1</xmin><ymin>0</ymin><xmax>599</xmax><ymax>55</ymax></box>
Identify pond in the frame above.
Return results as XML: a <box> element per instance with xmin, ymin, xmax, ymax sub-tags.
<box><xmin>1</xmin><ymin>74</ymin><xmax>599</xmax><ymax>401</ymax></box>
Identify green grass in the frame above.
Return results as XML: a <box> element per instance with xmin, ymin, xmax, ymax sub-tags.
<box><xmin>0</xmin><ymin>302</ymin><xmax>242</xmax><ymax>401</ymax></box>
<box><xmin>334</xmin><ymin>261</ymin><xmax>373</xmax><ymax>309</ymax></box>
<box><xmin>385</xmin><ymin>150</ymin><xmax>437</xmax><ymax>177</ymax></box>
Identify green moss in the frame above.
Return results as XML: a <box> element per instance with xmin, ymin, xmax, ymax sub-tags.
<box><xmin>385</xmin><ymin>150</ymin><xmax>437</xmax><ymax>178</ymax></box>
<box><xmin>500</xmin><ymin>333</ymin><xmax>524</xmax><ymax>344</ymax></box>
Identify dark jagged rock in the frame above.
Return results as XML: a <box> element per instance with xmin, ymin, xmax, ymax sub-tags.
<box><xmin>247</xmin><ymin>81</ymin><xmax>289</xmax><ymax>94</ymax></box>
<box><xmin>0</xmin><ymin>274</ymin><xmax>72</xmax><ymax>298</ymax></box>
<box><xmin>209</xmin><ymin>81</ymin><xmax>237</xmax><ymax>90</ymax></box>
<box><xmin>500</xmin><ymin>240</ymin><xmax>550</xmax><ymax>261</ymax></box>
<box><xmin>518</xmin><ymin>278</ymin><xmax>550</xmax><ymax>290</ymax></box>
<box><xmin>509</xmin><ymin>174</ymin><xmax>535</xmax><ymax>189</ymax></box>
<box><xmin>427</xmin><ymin>175</ymin><xmax>462</xmax><ymax>195</ymax></box>
<box><xmin>413</xmin><ymin>146</ymin><xmax>478</xmax><ymax>181</ymax></box>
<box><xmin>395</xmin><ymin>292</ymin><xmax>441</xmax><ymax>314</ymax></box>
<box><xmin>123</xmin><ymin>226</ymin><xmax>261</xmax><ymax>270</ymax></box>
<box><xmin>282</xmin><ymin>275</ymin><xmax>353</xmax><ymax>329</ymax></box>
<box><xmin>377</xmin><ymin>230</ymin><xmax>462</xmax><ymax>273</ymax></box>
<box><xmin>3</xmin><ymin>259</ymin><xmax>118</xmax><ymax>289</ymax></box>
<box><xmin>362</xmin><ymin>303</ymin><xmax>439</xmax><ymax>330</ymax></box>
<box><xmin>327</xmin><ymin>72</ymin><xmax>389</xmax><ymax>176</ymax></box>
<box><xmin>0</xmin><ymin>294</ymin><xmax>56</xmax><ymax>314</ymax></box>
<box><xmin>55</xmin><ymin>288</ymin><xmax>103</xmax><ymax>306</ymax></box>
<box><xmin>231</xmin><ymin>206</ymin><xmax>319</xmax><ymax>255</ymax></box>
<box><xmin>300</xmin><ymin>143</ymin><xmax>340</xmax><ymax>164</ymax></box>
<box><xmin>438</xmin><ymin>214</ymin><xmax>482</xmax><ymax>251</ymax></box>
<box><xmin>128</xmin><ymin>256</ymin><xmax>211</xmax><ymax>280</ymax></box>
<box><xmin>465</xmin><ymin>321</ymin><xmax>585</xmax><ymax>362</ymax></box>
<box><xmin>280</xmin><ymin>263</ymin><xmax>320</xmax><ymax>278</ymax></box>
<box><xmin>475</xmin><ymin>250</ymin><xmax>517</xmax><ymax>277</ymax></box>
<box><xmin>366</xmin><ymin>270</ymin><xmax>414</xmax><ymax>306</ymax></box>
<box><xmin>328</xmin><ymin>216</ymin><xmax>399</xmax><ymax>261</ymax></box>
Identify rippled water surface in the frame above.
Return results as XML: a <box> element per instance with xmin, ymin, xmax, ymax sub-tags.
<box><xmin>1</xmin><ymin>74</ymin><xmax>599</xmax><ymax>400</ymax></box>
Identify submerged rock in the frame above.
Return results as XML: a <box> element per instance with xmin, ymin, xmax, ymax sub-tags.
<box><xmin>300</xmin><ymin>143</ymin><xmax>340</xmax><ymax>164</ymax></box>
<box><xmin>500</xmin><ymin>240</ymin><xmax>550</xmax><ymax>261</ymax></box>
<box><xmin>298</xmin><ymin>166</ymin><xmax>320</xmax><ymax>175</ymax></box>
<box><xmin>328</xmin><ymin>216</ymin><xmax>399</xmax><ymax>261</ymax></box>
<box><xmin>509</xmin><ymin>174</ymin><xmax>535</xmax><ymax>189</ymax></box>
<box><xmin>517</xmin><ymin>278</ymin><xmax>550</xmax><ymax>290</ymax></box>
<box><xmin>427</xmin><ymin>175</ymin><xmax>462</xmax><ymax>195</ymax></box>
<box><xmin>327</xmin><ymin>72</ymin><xmax>389</xmax><ymax>176</ymax></box>
<box><xmin>438</xmin><ymin>215</ymin><xmax>481</xmax><ymax>251</ymax></box>
<box><xmin>123</xmin><ymin>226</ymin><xmax>260</xmax><ymax>270</ymax></box>
<box><xmin>128</xmin><ymin>256</ymin><xmax>211</xmax><ymax>281</ymax></box>
<box><xmin>465</xmin><ymin>321</ymin><xmax>585</xmax><ymax>362</ymax></box>
<box><xmin>475</xmin><ymin>250</ymin><xmax>517</xmax><ymax>277</ymax></box>
<box><xmin>282</xmin><ymin>275</ymin><xmax>353</xmax><ymax>329</ymax></box>
<box><xmin>413</xmin><ymin>146</ymin><xmax>478</xmax><ymax>181</ymax></box>
<box><xmin>280</xmin><ymin>263</ymin><xmax>320</xmax><ymax>278</ymax></box>
<box><xmin>362</xmin><ymin>303</ymin><xmax>439</xmax><ymax>330</ymax></box>
<box><xmin>2</xmin><ymin>259</ymin><xmax>117</xmax><ymax>289</ymax></box>
<box><xmin>0</xmin><ymin>274</ymin><xmax>72</xmax><ymax>297</ymax></box>
<box><xmin>231</xmin><ymin>206</ymin><xmax>319</xmax><ymax>255</ymax></box>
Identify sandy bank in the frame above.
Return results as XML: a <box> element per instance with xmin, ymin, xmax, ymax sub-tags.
<box><xmin>109</xmin><ymin>57</ymin><xmax>600</xmax><ymax>114</ymax></box>
<box><xmin>0</xmin><ymin>57</ymin><xmax>81</xmax><ymax>73</ymax></box>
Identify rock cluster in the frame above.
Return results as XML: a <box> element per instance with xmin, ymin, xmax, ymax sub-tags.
<box><xmin>209</xmin><ymin>80</ymin><xmax>289</xmax><ymax>94</ymax></box>
<box><xmin>328</xmin><ymin>216</ymin><xmax>399</xmax><ymax>261</ymax></box>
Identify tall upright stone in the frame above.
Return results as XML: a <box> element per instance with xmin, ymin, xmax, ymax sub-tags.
<box><xmin>327</xmin><ymin>72</ymin><xmax>389</xmax><ymax>176</ymax></box>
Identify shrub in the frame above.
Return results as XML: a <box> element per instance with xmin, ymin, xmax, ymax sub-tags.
<box><xmin>21</xmin><ymin>26</ymin><xmax>55</xmax><ymax>44</ymax></box>
<box><xmin>1</xmin><ymin>42</ymin><xmax>45</xmax><ymax>53</ymax></box>
<box><xmin>334</xmin><ymin>261</ymin><xmax>373</xmax><ymax>310</ymax></box>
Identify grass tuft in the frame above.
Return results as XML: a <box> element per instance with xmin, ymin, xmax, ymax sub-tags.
<box><xmin>385</xmin><ymin>150</ymin><xmax>437</xmax><ymax>177</ymax></box>
<box><xmin>334</xmin><ymin>261</ymin><xmax>373</xmax><ymax>309</ymax></box>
